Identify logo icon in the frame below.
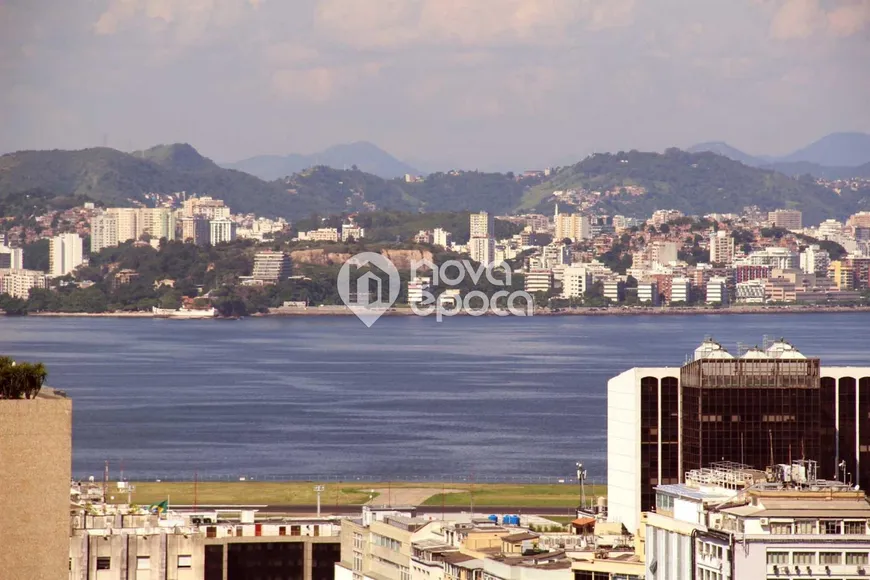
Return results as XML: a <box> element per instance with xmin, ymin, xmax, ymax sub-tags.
<box><xmin>338</xmin><ymin>252</ymin><xmax>400</xmax><ymax>327</ymax></box>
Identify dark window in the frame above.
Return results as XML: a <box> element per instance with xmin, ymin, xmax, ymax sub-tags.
<box><xmin>96</xmin><ymin>557</ymin><xmax>111</xmax><ymax>570</ymax></box>
<box><xmin>640</xmin><ymin>376</ymin><xmax>659</xmax><ymax>512</ymax></box>
<box><xmin>312</xmin><ymin>542</ymin><xmax>342</xmax><ymax>580</ymax></box>
<box><xmin>205</xmin><ymin>545</ymin><xmax>224</xmax><ymax>580</ymax></box>
<box><xmin>227</xmin><ymin>541</ymin><xmax>305</xmax><ymax>580</ymax></box>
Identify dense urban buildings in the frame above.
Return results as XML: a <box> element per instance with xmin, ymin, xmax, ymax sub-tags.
<box><xmin>608</xmin><ymin>337</ymin><xmax>870</xmax><ymax>534</ymax></box>
<box><xmin>646</xmin><ymin>461</ymin><xmax>870</xmax><ymax>580</ymax></box>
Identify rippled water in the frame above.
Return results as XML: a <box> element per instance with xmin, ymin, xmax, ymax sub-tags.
<box><xmin>2</xmin><ymin>313</ymin><xmax>869</xmax><ymax>481</ymax></box>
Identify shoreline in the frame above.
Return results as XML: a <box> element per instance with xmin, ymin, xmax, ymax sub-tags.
<box><xmin>21</xmin><ymin>304</ymin><xmax>870</xmax><ymax>318</ymax></box>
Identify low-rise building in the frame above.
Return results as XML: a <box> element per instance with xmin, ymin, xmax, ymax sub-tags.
<box><xmin>342</xmin><ymin>225</ymin><xmax>365</xmax><ymax>242</ymax></box>
<box><xmin>706</xmin><ymin>276</ymin><xmax>728</xmax><ymax>304</ymax></box>
<box><xmin>603</xmin><ymin>280</ymin><xmax>624</xmax><ymax>303</ymax></box>
<box><xmin>433</xmin><ymin>228</ymin><xmax>453</xmax><ymax>248</ymax></box>
<box><xmin>252</xmin><ymin>251</ymin><xmax>292</xmax><ymax>284</ymax></box>
<box><xmin>0</xmin><ymin>268</ymin><xmax>50</xmax><ymax>299</ymax></box>
<box><xmin>637</xmin><ymin>281</ymin><xmax>659</xmax><ymax>306</ymax></box>
<box><xmin>561</xmin><ymin>266</ymin><xmax>590</xmax><ymax>300</ymax></box>
<box><xmin>646</xmin><ymin>461</ymin><xmax>870</xmax><ymax>580</ymax></box>
<box><xmin>670</xmin><ymin>277</ymin><xmax>690</xmax><ymax>304</ymax></box>
<box><xmin>525</xmin><ymin>269</ymin><xmax>553</xmax><ymax>294</ymax></box>
<box><xmin>408</xmin><ymin>277</ymin><xmax>431</xmax><ymax>305</ymax></box>
<box><xmin>735</xmin><ymin>279</ymin><xmax>766</xmax><ymax>303</ymax></box>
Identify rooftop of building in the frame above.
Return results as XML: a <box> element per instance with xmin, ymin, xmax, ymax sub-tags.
<box><xmin>501</xmin><ymin>532</ymin><xmax>540</xmax><ymax>543</ymax></box>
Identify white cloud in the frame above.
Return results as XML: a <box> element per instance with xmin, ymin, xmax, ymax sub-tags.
<box><xmin>827</xmin><ymin>1</ymin><xmax>870</xmax><ymax>37</ymax></box>
<box><xmin>769</xmin><ymin>0</ymin><xmax>822</xmax><ymax>39</ymax></box>
<box><xmin>94</xmin><ymin>0</ymin><xmax>265</xmax><ymax>41</ymax></box>
<box><xmin>768</xmin><ymin>0</ymin><xmax>870</xmax><ymax>39</ymax></box>
<box><xmin>313</xmin><ymin>0</ymin><xmax>637</xmax><ymax>49</ymax></box>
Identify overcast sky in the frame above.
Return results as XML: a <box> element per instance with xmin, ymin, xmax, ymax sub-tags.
<box><xmin>2</xmin><ymin>0</ymin><xmax>869</xmax><ymax>170</ymax></box>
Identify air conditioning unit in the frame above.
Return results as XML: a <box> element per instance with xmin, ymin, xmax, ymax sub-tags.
<box><xmin>759</xmin><ymin>518</ymin><xmax>770</xmax><ymax>525</ymax></box>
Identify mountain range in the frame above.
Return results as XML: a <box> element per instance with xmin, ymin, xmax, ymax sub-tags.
<box><xmin>1</xmin><ymin>141</ymin><xmax>869</xmax><ymax>224</ymax></box>
<box><xmin>222</xmin><ymin>141</ymin><xmax>420</xmax><ymax>180</ymax></box>
<box><xmin>688</xmin><ymin>132</ymin><xmax>870</xmax><ymax>179</ymax></box>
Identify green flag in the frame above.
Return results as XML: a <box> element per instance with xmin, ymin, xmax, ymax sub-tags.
<box><xmin>149</xmin><ymin>500</ymin><xmax>168</xmax><ymax>514</ymax></box>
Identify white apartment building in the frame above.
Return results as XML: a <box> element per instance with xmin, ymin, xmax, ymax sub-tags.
<box><xmin>768</xmin><ymin>209</ymin><xmax>803</xmax><ymax>230</ymax></box>
<box><xmin>469</xmin><ymin>212</ymin><xmax>493</xmax><ymax>238</ymax></box>
<box><xmin>49</xmin><ymin>233</ymin><xmax>83</xmax><ymax>277</ymax></box>
<box><xmin>818</xmin><ymin>218</ymin><xmax>844</xmax><ymax>240</ymax></box>
<box><xmin>336</xmin><ymin>511</ymin><xmax>444</xmax><ymax>580</ymax></box>
<box><xmin>637</xmin><ymin>281</ymin><xmax>659</xmax><ymax>305</ymax></box>
<box><xmin>433</xmin><ymin>228</ymin><xmax>452</xmax><ymax>248</ymax></box>
<box><xmin>800</xmin><ymin>244</ymin><xmax>831</xmax><ymax>276</ymax></box>
<box><xmin>0</xmin><ymin>245</ymin><xmax>23</xmax><ymax>270</ymax></box>
<box><xmin>181</xmin><ymin>216</ymin><xmax>211</xmax><ymax>245</ymax></box>
<box><xmin>298</xmin><ymin>228</ymin><xmax>340</xmax><ymax>242</ymax></box>
<box><xmin>649</xmin><ymin>242</ymin><xmax>679</xmax><ymax>268</ymax></box>
<box><xmin>90</xmin><ymin>212</ymin><xmax>119</xmax><ymax>253</ymax></box>
<box><xmin>525</xmin><ymin>269</ymin><xmax>553</xmax><ymax>294</ymax></box>
<box><xmin>561</xmin><ymin>266</ymin><xmax>591</xmax><ymax>299</ymax></box>
<box><xmin>209</xmin><ymin>218</ymin><xmax>236</xmax><ymax>245</ymax></box>
<box><xmin>603</xmin><ymin>279</ymin><xmax>624</xmax><ymax>302</ymax></box>
<box><xmin>670</xmin><ymin>276</ymin><xmax>691</xmax><ymax>303</ymax></box>
<box><xmin>748</xmin><ymin>247</ymin><xmax>799</xmax><ymax>270</ymax></box>
<box><xmin>554</xmin><ymin>213</ymin><xmax>590</xmax><ymax>242</ymax></box>
<box><xmin>139</xmin><ymin>208</ymin><xmax>177</xmax><ymax>241</ymax></box>
<box><xmin>342</xmin><ymin>224</ymin><xmax>365</xmax><ymax>241</ymax></box>
<box><xmin>647</xmin><ymin>461</ymin><xmax>870</xmax><ymax>580</ymax></box>
<box><xmin>650</xmin><ymin>209</ymin><xmax>684</xmax><ymax>227</ymax></box>
<box><xmin>469</xmin><ymin>236</ymin><xmax>495</xmax><ymax>266</ymax></box>
<box><xmin>735</xmin><ymin>280</ymin><xmax>766</xmax><ymax>303</ymax></box>
<box><xmin>542</xmin><ymin>243</ymin><xmax>571</xmax><ymax>268</ymax></box>
<box><xmin>407</xmin><ymin>277</ymin><xmax>431</xmax><ymax>305</ymax></box>
<box><xmin>251</xmin><ymin>250</ymin><xmax>291</xmax><ymax>283</ymax></box>
<box><xmin>709</xmin><ymin>231</ymin><xmax>735</xmax><ymax>265</ymax></box>
<box><xmin>706</xmin><ymin>276</ymin><xmax>728</xmax><ymax>304</ymax></box>
<box><xmin>183</xmin><ymin>196</ymin><xmax>230</xmax><ymax>220</ymax></box>
<box><xmin>0</xmin><ymin>268</ymin><xmax>49</xmax><ymax>299</ymax></box>
<box><xmin>105</xmin><ymin>207</ymin><xmax>140</xmax><ymax>243</ymax></box>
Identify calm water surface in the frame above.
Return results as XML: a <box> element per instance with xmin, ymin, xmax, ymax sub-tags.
<box><xmin>1</xmin><ymin>313</ymin><xmax>868</xmax><ymax>481</ymax></box>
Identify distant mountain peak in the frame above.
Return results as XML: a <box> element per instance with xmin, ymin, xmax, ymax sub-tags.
<box><xmin>222</xmin><ymin>142</ymin><xmax>420</xmax><ymax>180</ymax></box>
<box><xmin>135</xmin><ymin>143</ymin><xmax>215</xmax><ymax>172</ymax></box>
<box><xmin>780</xmin><ymin>132</ymin><xmax>870</xmax><ymax>167</ymax></box>
<box><xmin>686</xmin><ymin>142</ymin><xmax>763</xmax><ymax>166</ymax></box>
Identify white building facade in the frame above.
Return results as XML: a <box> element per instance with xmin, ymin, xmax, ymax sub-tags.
<box><xmin>49</xmin><ymin>233</ymin><xmax>84</xmax><ymax>277</ymax></box>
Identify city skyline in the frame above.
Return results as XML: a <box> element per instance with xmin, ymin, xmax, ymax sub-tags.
<box><xmin>2</xmin><ymin>1</ymin><xmax>869</xmax><ymax>170</ymax></box>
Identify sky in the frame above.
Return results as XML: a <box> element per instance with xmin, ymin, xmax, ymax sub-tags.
<box><xmin>1</xmin><ymin>0</ymin><xmax>869</xmax><ymax>171</ymax></box>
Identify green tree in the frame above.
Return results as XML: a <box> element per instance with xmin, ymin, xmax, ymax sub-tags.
<box><xmin>0</xmin><ymin>358</ymin><xmax>47</xmax><ymax>399</ymax></box>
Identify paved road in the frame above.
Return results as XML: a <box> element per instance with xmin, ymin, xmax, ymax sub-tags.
<box><xmin>258</xmin><ymin>505</ymin><xmax>578</xmax><ymax>516</ymax></box>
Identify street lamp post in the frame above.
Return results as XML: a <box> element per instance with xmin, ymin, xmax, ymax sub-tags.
<box><xmin>314</xmin><ymin>485</ymin><xmax>325</xmax><ymax>517</ymax></box>
<box><xmin>576</xmin><ymin>462</ymin><xmax>587</xmax><ymax>512</ymax></box>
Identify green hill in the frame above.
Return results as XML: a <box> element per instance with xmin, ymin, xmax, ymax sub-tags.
<box><xmin>2</xmin><ymin>144</ymin><xmax>866</xmax><ymax>223</ymax></box>
<box><xmin>524</xmin><ymin>149</ymin><xmax>856</xmax><ymax>223</ymax></box>
<box><xmin>0</xmin><ymin>144</ymin><xmax>327</xmax><ymax>218</ymax></box>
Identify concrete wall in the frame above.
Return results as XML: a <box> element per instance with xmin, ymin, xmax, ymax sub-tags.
<box><xmin>0</xmin><ymin>391</ymin><xmax>72</xmax><ymax>580</ymax></box>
